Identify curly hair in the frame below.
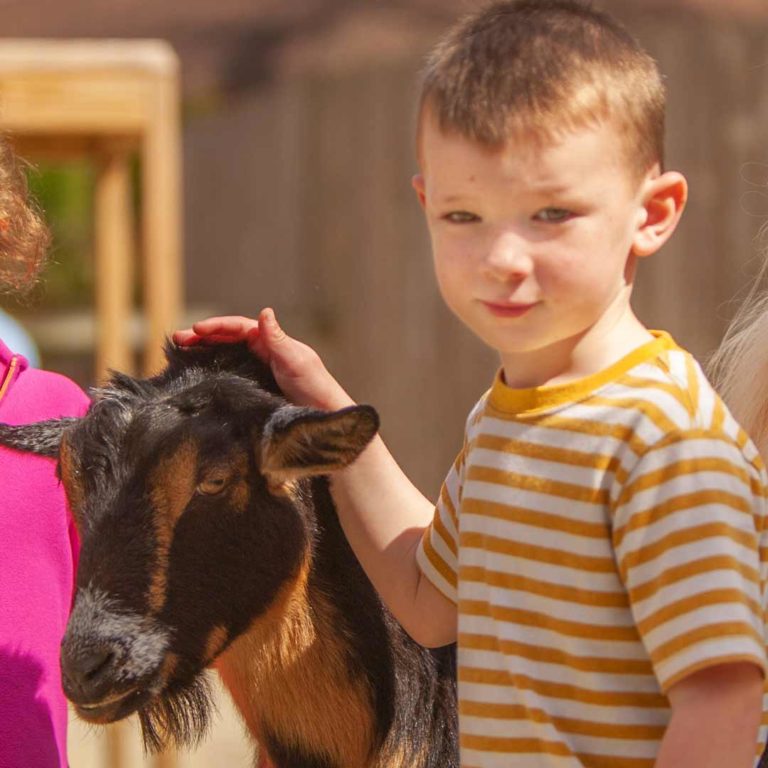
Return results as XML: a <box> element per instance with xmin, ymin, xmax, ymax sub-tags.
<box><xmin>0</xmin><ymin>136</ymin><xmax>51</xmax><ymax>294</ymax></box>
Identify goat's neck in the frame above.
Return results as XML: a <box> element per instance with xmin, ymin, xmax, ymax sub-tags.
<box><xmin>215</xmin><ymin>554</ymin><xmax>376</xmax><ymax>768</ymax></box>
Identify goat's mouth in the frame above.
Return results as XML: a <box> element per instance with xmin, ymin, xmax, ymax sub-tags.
<box><xmin>74</xmin><ymin>686</ymin><xmax>154</xmax><ymax>724</ymax></box>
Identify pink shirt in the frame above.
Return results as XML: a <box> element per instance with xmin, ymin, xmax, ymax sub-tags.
<box><xmin>0</xmin><ymin>339</ymin><xmax>89</xmax><ymax>768</ymax></box>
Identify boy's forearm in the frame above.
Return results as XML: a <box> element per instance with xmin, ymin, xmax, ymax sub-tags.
<box><xmin>655</xmin><ymin>710</ymin><xmax>759</xmax><ymax>768</ymax></box>
<box><xmin>654</xmin><ymin>663</ymin><xmax>763</xmax><ymax>768</ymax></box>
<box><xmin>330</xmin><ymin>435</ymin><xmax>457</xmax><ymax>647</ymax></box>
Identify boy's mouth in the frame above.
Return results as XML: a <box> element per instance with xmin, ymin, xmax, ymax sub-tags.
<box><xmin>481</xmin><ymin>300</ymin><xmax>538</xmax><ymax>318</ymax></box>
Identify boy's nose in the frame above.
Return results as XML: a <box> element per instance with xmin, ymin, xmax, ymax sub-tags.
<box><xmin>484</xmin><ymin>234</ymin><xmax>533</xmax><ymax>280</ymax></box>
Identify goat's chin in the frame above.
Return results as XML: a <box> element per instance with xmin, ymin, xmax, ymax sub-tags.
<box><xmin>137</xmin><ymin>671</ymin><xmax>214</xmax><ymax>753</ymax></box>
<box><xmin>75</xmin><ymin>686</ymin><xmax>155</xmax><ymax>725</ymax></box>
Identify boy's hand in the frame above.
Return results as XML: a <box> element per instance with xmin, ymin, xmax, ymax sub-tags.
<box><xmin>173</xmin><ymin>308</ymin><xmax>353</xmax><ymax>411</ymax></box>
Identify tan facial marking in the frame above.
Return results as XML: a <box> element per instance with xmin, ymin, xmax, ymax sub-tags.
<box><xmin>229</xmin><ymin>476</ymin><xmax>251</xmax><ymax>512</ymax></box>
<box><xmin>150</xmin><ymin>440</ymin><xmax>199</xmax><ymax>524</ymax></box>
<box><xmin>59</xmin><ymin>434</ymin><xmax>85</xmax><ymax>520</ymax></box>
<box><xmin>203</xmin><ymin>625</ymin><xmax>229</xmax><ymax>665</ymax></box>
<box><xmin>160</xmin><ymin>651</ymin><xmax>180</xmax><ymax>684</ymax></box>
<box><xmin>147</xmin><ymin>439</ymin><xmax>199</xmax><ymax>613</ymax></box>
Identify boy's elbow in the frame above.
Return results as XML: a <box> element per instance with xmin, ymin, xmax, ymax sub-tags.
<box><xmin>404</xmin><ymin>620</ymin><xmax>456</xmax><ymax>649</ymax></box>
<box><xmin>399</xmin><ymin>579</ymin><xmax>458</xmax><ymax>648</ymax></box>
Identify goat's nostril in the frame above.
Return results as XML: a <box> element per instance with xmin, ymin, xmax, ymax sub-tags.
<box><xmin>81</xmin><ymin>648</ymin><xmax>114</xmax><ymax>681</ymax></box>
<box><xmin>61</xmin><ymin>643</ymin><xmax>117</xmax><ymax>693</ymax></box>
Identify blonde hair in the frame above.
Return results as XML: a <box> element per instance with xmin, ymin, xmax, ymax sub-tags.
<box><xmin>0</xmin><ymin>137</ymin><xmax>51</xmax><ymax>294</ymax></box>
<box><xmin>419</xmin><ymin>0</ymin><xmax>666</xmax><ymax>180</ymax></box>
<box><xmin>709</xmin><ymin>261</ymin><xmax>768</xmax><ymax>457</ymax></box>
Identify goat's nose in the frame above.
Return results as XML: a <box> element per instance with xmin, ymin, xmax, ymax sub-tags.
<box><xmin>79</xmin><ymin>647</ymin><xmax>114</xmax><ymax>680</ymax></box>
<box><xmin>61</xmin><ymin>643</ymin><xmax>116</xmax><ymax>698</ymax></box>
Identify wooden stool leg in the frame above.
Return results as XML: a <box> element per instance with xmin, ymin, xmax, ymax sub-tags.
<box><xmin>141</xmin><ymin>71</ymin><xmax>182</xmax><ymax>376</ymax></box>
<box><xmin>103</xmin><ymin>719</ymin><xmax>128</xmax><ymax>768</ymax></box>
<box><xmin>152</xmin><ymin>747</ymin><xmax>179</xmax><ymax>768</ymax></box>
<box><xmin>94</xmin><ymin>147</ymin><xmax>135</xmax><ymax>382</ymax></box>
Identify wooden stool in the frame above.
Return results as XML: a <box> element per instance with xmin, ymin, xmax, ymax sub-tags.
<box><xmin>0</xmin><ymin>40</ymin><xmax>182</xmax><ymax>380</ymax></box>
<box><xmin>0</xmin><ymin>40</ymin><xmax>182</xmax><ymax>768</ymax></box>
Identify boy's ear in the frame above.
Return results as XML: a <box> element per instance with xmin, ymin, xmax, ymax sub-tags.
<box><xmin>412</xmin><ymin>174</ymin><xmax>427</xmax><ymax>209</ymax></box>
<box><xmin>632</xmin><ymin>170</ymin><xmax>688</xmax><ymax>258</ymax></box>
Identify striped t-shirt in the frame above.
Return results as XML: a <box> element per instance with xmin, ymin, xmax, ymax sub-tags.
<box><xmin>417</xmin><ymin>331</ymin><xmax>768</xmax><ymax>768</ymax></box>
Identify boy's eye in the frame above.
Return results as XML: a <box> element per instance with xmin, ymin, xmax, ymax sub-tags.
<box><xmin>533</xmin><ymin>207</ymin><xmax>572</xmax><ymax>223</ymax></box>
<box><xmin>443</xmin><ymin>211</ymin><xmax>480</xmax><ymax>224</ymax></box>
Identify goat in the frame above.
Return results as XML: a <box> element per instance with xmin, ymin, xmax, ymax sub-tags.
<box><xmin>0</xmin><ymin>342</ymin><xmax>457</xmax><ymax>768</ymax></box>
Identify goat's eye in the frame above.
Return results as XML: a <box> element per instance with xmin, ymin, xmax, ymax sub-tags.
<box><xmin>197</xmin><ymin>471</ymin><xmax>231</xmax><ymax>495</ymax></box>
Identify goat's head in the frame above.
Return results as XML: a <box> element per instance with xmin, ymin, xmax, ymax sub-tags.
<box><xmin>0</xmin><ymin>343</ymin><xmax>378</xmax><ymax>750</ymax></box>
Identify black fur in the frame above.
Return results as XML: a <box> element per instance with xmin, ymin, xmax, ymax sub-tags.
<box><xmin>0</xmin><ymin>341</ymin><xmax>458</xmax><ymax>767</ymax></box>
<box><xmin>138</xmin><ymin>674</ymin><xmax>214</xmax><ymax>753</ymax></box>
<box><xmin>0</xmin><ymin>416</ymin><xmax>79</xmax><ymax>457</ymax></box>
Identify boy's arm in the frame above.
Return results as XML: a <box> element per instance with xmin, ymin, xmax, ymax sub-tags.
<box><xmin>174</xmin><ymin>309</ymin><xmax>458</xmax><ymax>647</ymax></box>
<box><xmin>330</xmin><ymin>434</ymin><xmax>458</xmax><ymax>647</ymax></box>
<box><xmin>655</xmin><ymin>662</ymin><xmax>763</xmax><ymax>768</ymax></box>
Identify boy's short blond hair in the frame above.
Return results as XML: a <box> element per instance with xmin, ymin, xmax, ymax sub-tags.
<box><xmin>420</xmin><ymin>0</ymin><xmax>666</xmax><ymax>180</ymax></box>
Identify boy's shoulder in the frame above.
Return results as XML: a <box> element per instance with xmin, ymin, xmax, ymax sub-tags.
<box><xmin>624</xmin><ymin>335</ymin><xmax>727</xmax><ymax>422</ymax></box>
<box><xmin>613</xmin><ymin>335</ymin><xmax>765</xmax><ymax>473</ymax></box>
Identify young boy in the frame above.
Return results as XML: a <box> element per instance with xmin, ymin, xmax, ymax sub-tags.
<box><xmin>176</xmin><ymin>1</ymin><xmax>768</xmax><ymax>765</ymax></box>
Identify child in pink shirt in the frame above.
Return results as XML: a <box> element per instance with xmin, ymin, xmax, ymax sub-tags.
<box><xmin>0</xmin><ymin>140</ymin><xmax>89</xmax><ymax>768</ymax></box>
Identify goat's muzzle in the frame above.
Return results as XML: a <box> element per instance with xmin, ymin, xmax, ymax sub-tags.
<box><xmin>60</xmin><ymin>639</ymin><xmax>154</xmax><ymax>723</ymax></box>
<box><xmin>61</xmin><ymin>587</ymin><xmax>171</xmax><ymax>723</ymax></box>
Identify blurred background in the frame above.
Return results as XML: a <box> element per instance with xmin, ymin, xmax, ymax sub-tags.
<box><xmin>0</xmin><ymin>0</ymin><xmax>767</xmax><ymax>764</ymax></box>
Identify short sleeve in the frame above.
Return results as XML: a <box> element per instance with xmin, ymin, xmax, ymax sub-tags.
<box><xmin>612</xmin><ymin>428</ymin><xmax>767</xmax><ymax>692</ymax></box>
<box><xmin>417</xmin><ymin>447</ymin><xmax>465</xmax><ymax>605</ymax></box>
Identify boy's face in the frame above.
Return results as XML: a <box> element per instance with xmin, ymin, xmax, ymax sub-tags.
<box><xmin>415</xmin><ymin>113</ymin><xmax>655</xmax><ymax>384</ymax></box>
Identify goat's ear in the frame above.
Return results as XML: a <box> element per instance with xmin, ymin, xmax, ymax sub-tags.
<box><xmin>260</xmin><ymin>405</ymin><xmax>379</xmax><ymax>488</ymax></box>
<box><xmin>0</xmin><ymin>417</ymin><xmax>79</xmax><ymax>458</ymax></box>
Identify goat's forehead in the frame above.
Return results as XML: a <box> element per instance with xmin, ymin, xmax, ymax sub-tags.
<box><xmin>69</xmin><ymin>373</ymin><xmax>283</xmax><ymax>458</ymax></box>
<box><xmin>66</xmin><ymin>405</ymin><xmax>184</xmax><ymax>470</ymax></box>
<box><xmin>71</xmin><ymin>395</ymin><xmax>264</xmax><ymax>461</ymax></box>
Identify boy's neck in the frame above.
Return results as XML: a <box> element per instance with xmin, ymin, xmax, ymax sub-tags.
<box><xmin>499</xmin><ymin>307</ymin><xmax>653</xmax><ymax>390</ymax></box>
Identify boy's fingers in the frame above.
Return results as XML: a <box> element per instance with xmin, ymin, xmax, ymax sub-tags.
<box><xmin>174</xmin><ymin>315</ymin><xmax>263</xmax><ymax>347</ymax></box>
<box><xmin>258</xmin><ymin>308</ymin><xmax>323</xmax><ymax>380</ymax></box>
<box><xmin>191</xmin><ymin>316</ymin><xmax>260</xmax><ymax>338</ymax></box>
<box><xmin>172</xmin><ymin>329</ymin><xmax>200</xmax><ymax>346</ymax></box>
<box><xmin>258</xmin><ymin>309</ymin><xmax>292</xmax><ymax>353</ymax></box>
<box><xmin>258</xmin><ymin>308</ymin><xmax>307</xmax><ymax>371</ymax></box>
<box><xmin>173</xmin><ymin>330</ymin><xmax>250</xmax><ymax>346</ymax></box>
<box><xmin>245</xmin><ymin>327</ymin><xmax>271</xmax><ymax>363</ymax></box>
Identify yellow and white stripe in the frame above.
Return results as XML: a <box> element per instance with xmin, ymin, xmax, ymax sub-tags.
<box><xmin>418</xmin><ymin>331</ymin><xmax>768</xmax><ymax>767</ymax></box>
